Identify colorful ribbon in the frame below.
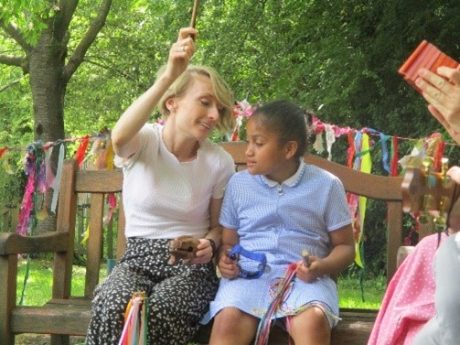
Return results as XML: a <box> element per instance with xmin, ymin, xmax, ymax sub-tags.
<box><xmin>119</xmin><ymin>292</ymin><xmax>149</xmax><ymax>345</ymax></box>
<box><xmin>254</xmin><ymin>263</ymin><xmax>298</xmax><ymax>345</ymax></box>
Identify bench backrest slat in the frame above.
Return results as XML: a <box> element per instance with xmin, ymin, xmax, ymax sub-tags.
<box><xmin>53</xmin><ymin>160</ymin><xmax>78</xmax><ymax>300</ymax></box>
<box><xmin>116</xmin><ymin>198</ymin><xmax>126</xmax><ymax>259</ymax></box>
<box><xmin>85</xmin><ymin>193</ymin><xmax>105</xmax><ymax>298</ymax></box>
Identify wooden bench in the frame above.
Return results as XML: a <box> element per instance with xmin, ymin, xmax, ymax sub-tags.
<box><xmin>0</xmin><ymin>141</ymin><xmax>404</xmax><ymax>345</ymax></box>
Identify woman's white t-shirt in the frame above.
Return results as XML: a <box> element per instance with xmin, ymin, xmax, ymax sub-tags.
<box><xmin>115</xmin><ymin>123</ymin><xmax>235</xmax><ymax>239</ymax></box>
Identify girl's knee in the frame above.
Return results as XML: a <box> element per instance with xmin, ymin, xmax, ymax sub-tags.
<box><xmin>213</xmin><ymin>308</ymin><xmax>258</xmax><ymax>334</ymax></box>
<box><xmin>210</xmin><ymin>308</ymin><xmax>258</xmax><ymax>345</ymax></box>
<box><xmin>305</xmin><ymin>307</ymin><xmax>329</xmax><ymax>329</ymax></box>
<box><xmin>214</xmin><ymin>307</ymin><xmax>246</xmax><ymax>326</ymax></box>
<box><xmin>290</xmin><ymin>306</ymin><xmax>331</xmax><ymax>340</ymax></box>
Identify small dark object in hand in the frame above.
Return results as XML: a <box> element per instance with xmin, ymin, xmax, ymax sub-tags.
<box><xmin>168</xmin><ymin>236</ymin><xmax>199</xmax><ymax>265</ymax></box>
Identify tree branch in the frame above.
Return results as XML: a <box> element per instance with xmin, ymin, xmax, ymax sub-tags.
<box><xmin>0</xmin><ymin>54</ymin><xmax>24</xmax><ymax>67</ymax></box>
<box><xmin>0</xmin><ymin>54</ymin><xmax>28</xmax><ymax>73</ymax></box>
<box><xmin>0</xmin><ymin>77</ymin><xmax>23</xmax><ymax>93</ymax></box>
<box><xmin>0</xmin><ymin>18</ymin><xmax>32</xmax><ymax>52</ymax></box>
<box><xmin>63</xmin><ymin>0</ymin><xmax>113</xmax><ymax>82</ymax></box>
<box><xmin>57</xmin><ymin>0</ymin><xmax>79</xmax><ymax>34</ymax></box>
<box><xmin>84</xmin><ymin>57</ymin><xmax>136</xmax><ymax>82</ymax></box>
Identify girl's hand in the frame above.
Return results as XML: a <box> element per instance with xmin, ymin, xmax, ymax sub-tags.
<box><xmin>164</xmin><ymin>27</ymin><xmax>197</xmax><ymax>81</ymax></box>
<box><xmin>191</xmin><ymin>238</ymin><xmax>213</xmax><ymax>264</ymax></box>
<box><xmin>218</xmin><ymin>251</ymin><xmax>240</xmax><ymax>279</ymax></box>
<box><xmin>296</xmin><ymin>255</ymin><xmax>323</xmax><ymax>283</ymax></box>
<box><xmin>416</xmin><ymin>66</ymin><xmax>460</xmax><ymax>144</ymax></box>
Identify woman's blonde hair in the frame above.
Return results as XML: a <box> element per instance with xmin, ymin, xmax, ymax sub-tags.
<box><xmin>158</xmin><ymin>65</ymin><xmax>235</xmax><ymax>132</ymax></box>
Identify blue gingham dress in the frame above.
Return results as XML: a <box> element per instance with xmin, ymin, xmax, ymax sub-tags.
<box><xmin>202</xmin><ymin>161</ymin><xmax>352</xmax><ymax>324</ymax></box>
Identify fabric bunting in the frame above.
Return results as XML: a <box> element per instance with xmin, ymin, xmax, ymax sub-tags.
<box><xmin>346</xmin><ymin>132</ymin><xmax>355</xmax><ymax>168</ymax></box>
<box><xmin>16</xmin><ymin>142</ymin><xmax>46</xmax><ymax>235</ymax></box>
<box><xmin>379</xmin><ymin>133</ymin><xmax>391</xmax><ymax>174</ymax></box>
<box><xmin>390</xmin><ymin>136</ymin><xmax>399</xmax><ymax>176</ymax></box>
<box><xmin>104</xmin><ymin>193</ymin><xmax>118</xmax><ymax>225</ymax></box>
<box><xmin>74</xmin><ymin>135</ymin><xmax>90</xmax><ymax>168</ymax></box>
<box><xmin>50</xmin><ymin>143</ymin><xmax>65</xmax><ymax>214</ymax></box>
<box><xmin>355</xmin><ymin>133</ymin><xmax>372</xmax><ymax>268</ymax></box>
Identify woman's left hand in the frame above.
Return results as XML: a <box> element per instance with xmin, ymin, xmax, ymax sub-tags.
<box><xmin>191</xmin><ymin>238</ymin><xmax>214</xmax><ymax>264</ymax></box>
<box><xmin>416</xmin><ymin>66</ymin><xmax>460</xmax><ymax>144</ymax></box>
<box><xmin>164</xmin><ymin>27</ymin><xmax>197</xmax><ymax>81</ymax></box>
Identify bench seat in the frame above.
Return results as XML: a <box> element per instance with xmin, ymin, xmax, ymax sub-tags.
<box><xmin>11</xmin><ymin>299</ymin><xmax>376</xmax><ymax>345</ymax></box>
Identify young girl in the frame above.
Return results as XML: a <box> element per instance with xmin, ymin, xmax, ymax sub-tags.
<box><xmin>86</xmin><ymin>27</ymin><xmax>235</xmax><ymax>345</ymax></box>
<box><xmin>204</xmin><ymin>100</ymin><xmax>355</xmax><ymax>345</ymax></box>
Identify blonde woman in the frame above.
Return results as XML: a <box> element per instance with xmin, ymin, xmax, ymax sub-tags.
<box><xmin>86</xmin><ymin>27</ymin><xmax>235</xmax><ymax>345</ymax></box>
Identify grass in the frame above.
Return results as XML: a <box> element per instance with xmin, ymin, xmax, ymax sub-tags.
<box><xmin>16</xmin><ymin>257</ymin><xmax>109</xmax><ymax>306</ymax></box>
<box><xmin>15</xmin><ymin>258</ymin><xmax>384</xmax><ymax>309</ymax></box>
<box><xmin>338</xmin><ymin>274</ymin><xmax>386</xmax><ymax>309</ymax></box>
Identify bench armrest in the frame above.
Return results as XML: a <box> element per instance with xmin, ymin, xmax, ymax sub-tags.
<box><xmin>0</xmin><ymin>232</ymin><xmax>69</xmax><ymax>255</ymax></box>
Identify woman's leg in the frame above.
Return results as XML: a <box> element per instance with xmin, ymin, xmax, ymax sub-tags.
<box><xmin>209</xmin><ymin>307</ymin><xmax>259</xmax><ymax>345</ymax></box>
<box><xmin>147</xmin><ymin>262</ymin><xmax>219</xmax><ymax>345</ymax></box>
<box><xmin>85</xmin><ymin>238</ymin><xmax>156</xmax><ymax>345</ymax></box>
<box><xmin>288</xmin><ymin>306</ymin><xmax>331</xmax><ymax>345</ymax></box>
<box><xmin>85</xmin><ymin>264</ymin><xmax>151</xmax><ymax>345</ymax></box>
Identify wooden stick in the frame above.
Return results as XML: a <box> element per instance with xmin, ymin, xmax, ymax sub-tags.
<box><xmin>190</xmin><ymin>0</ymin><xmax>200</xmax><ymax>28</ymax></box>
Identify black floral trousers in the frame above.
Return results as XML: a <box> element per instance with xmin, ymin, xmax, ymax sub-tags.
<box><xmin>86</xmin><ymin>237</ymin><xmax>218</xmax><ymax>345</ymax></box>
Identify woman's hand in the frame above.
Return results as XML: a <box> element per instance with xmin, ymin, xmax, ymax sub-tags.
<box><xmin>164</xmin><ymin>27</ymin><xmax>197</xmax><ymax>81</ymax></box>
<box><xmin>191</xmin><ymin>238</ymin><xmax>214</xmax><ymax>264</ymax></box>
<box><xmin>416</xmin><ymin>66</ymin><xmax>460</xmax><ymax>144</ymax></box>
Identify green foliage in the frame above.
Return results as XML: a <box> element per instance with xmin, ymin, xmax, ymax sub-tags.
<box><xmin>0</xmin><ymin>64</ymin><xmax>31</xmax><ymax>221</ymax></box>
<box><xmin>4</xmin><ymin>0</ymin><xmax>460</xmax><ymax>141</ymax></box>
<box><xmin>0</xmin><ymin>0</ymin><xmax>52</xmax><ymax>45</ymax></box>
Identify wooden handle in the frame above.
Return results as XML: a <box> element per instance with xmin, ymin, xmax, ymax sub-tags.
<box><xmin>190</xmin><ymin>0</ymin><xmax>200</xmax><ymax>28</ymax></box>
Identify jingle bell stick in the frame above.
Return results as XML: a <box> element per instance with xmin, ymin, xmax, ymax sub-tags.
<box><xmin>190</xmin><ymin>0</ymin><xmax>200</xmax><ymax>28</ymax></box>
<box><xmin>302</xmin><ymin>249</ymin><xmax>311</xmax><ymax>268</ymax></box>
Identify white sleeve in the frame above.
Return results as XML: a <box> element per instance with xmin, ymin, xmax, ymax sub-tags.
<box><xmin>114</xmin><ymin>124</ymin><xmax>158</xmax><ymax>170</ymax></box>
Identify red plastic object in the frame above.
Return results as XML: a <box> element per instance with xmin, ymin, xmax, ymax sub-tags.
<box><xmin>398</xmin><ymin>40</ymin><xmax>458</xmax><ymax>93</ymax></box>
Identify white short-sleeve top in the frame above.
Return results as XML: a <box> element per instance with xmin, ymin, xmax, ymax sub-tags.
<box><xmin>115</xmin><ymin>123</ymin><xmax>235</xmax><ymax>239</ymax></box>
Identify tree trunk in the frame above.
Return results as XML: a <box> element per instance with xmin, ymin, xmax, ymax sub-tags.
<box><xmin>28</xmin><ymin>26</ymin><xmax>68</xmax><ymax>234</ymax></box>
<box><xmin>29</xmin><ymin>28</ymin><xmax>67</xmax><ymax>144</ymax></box>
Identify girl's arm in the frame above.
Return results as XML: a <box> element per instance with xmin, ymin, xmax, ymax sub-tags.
<box><xmin>111</xmin><ymin>27</ymin><xmax>197</xmax><ymax>158</ymax></box>
<box><xmin>297</xmin><ymin>224</ymin><xmax>355</xmax><ymax>282</ymax></box>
